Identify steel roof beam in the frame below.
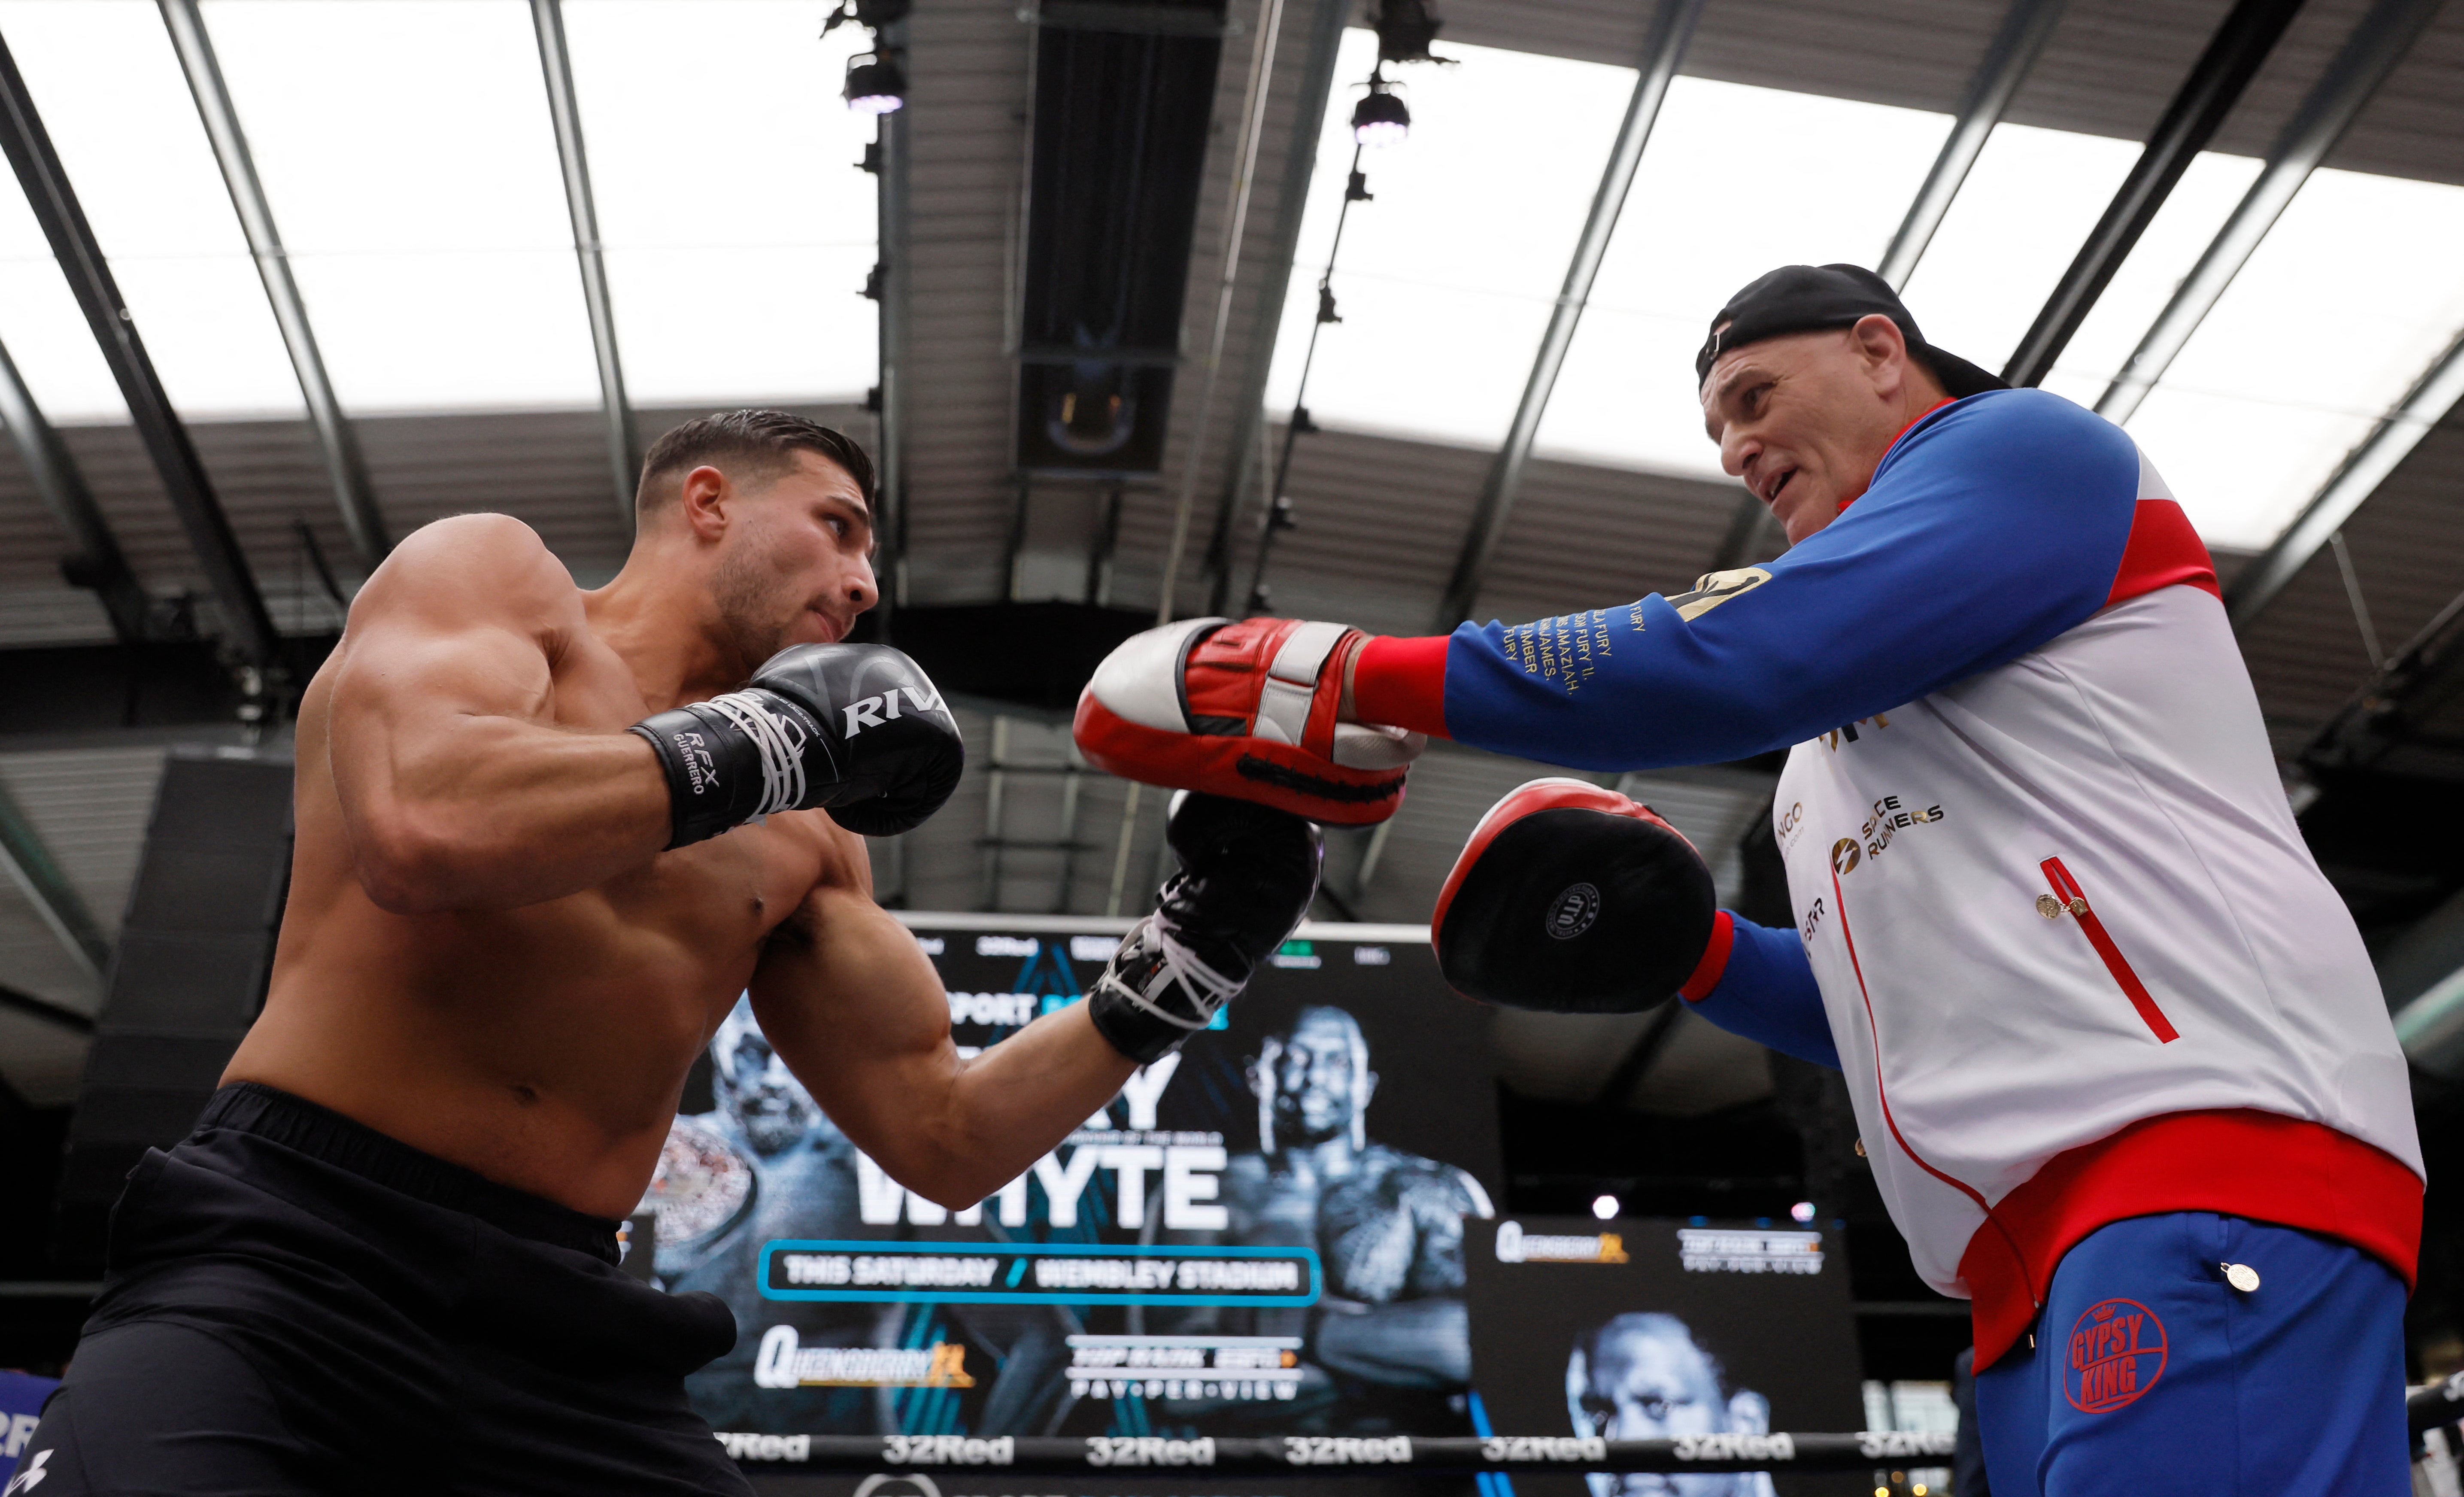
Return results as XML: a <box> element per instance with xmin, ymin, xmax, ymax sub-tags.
<box><xmin>2097</xmin><ymin>0</ymin><xmax>2439</xmax><ymax>424</ymax></box>
<box><xmin>1155</xmin><ymin>0</ymin><xmax>1290</xmax><ymax>625</ymax></box>
<box><xmin>160</xmin><ymin>0</ymin><xmax>389</xmax><ymax>574</ymax></box>
<box><xmin>1877</xmin><ymin>0</ymin><xmax>2067</xmax><ymax>290</ymax></box>
<box><xmin>873</xmin><ymin>13</ymin><xmax>913</xmax><ymax>629</ymax></box>
<box><xmin>2001</xmin><ymin>0</ymin><xmax>2309</xmax><ymax>388</ymax></box>
<box><xmin>0</xmin><ymin>31</ymin><xmax>280</xmax><ymax>671</ymax></box>
<box><xmin>0</xmin><ymin>774</ymin><xmax>109</xmax><ymax>989</ymax></box>
<box><xmin>530</xmin><ymin>0</ymin><xmax>638</xmax><ymax>529</ymax></box>
<box><xmin>1435</xmin><ymin>0</ymin><xmax>1705</xmax><ymax>632</ymax></box>
<box><xmin>0</xmin><ymin>980</ymin><xmax>96</xmax><ymax>1035</ymax></box>
<box><xmin>0</xmin><ymin>337</ymin><xmax>151</xmax><ymax>641</ymax></box>
<box><xmin>2225</xmin><ymin>327</ymin><xmax>2464</xmax><ymax>630</ymax></box>
<box><xmin>1199</xmin><ymin>0</ymin><xmax>1349</xmax><ymax>618</ymax></box>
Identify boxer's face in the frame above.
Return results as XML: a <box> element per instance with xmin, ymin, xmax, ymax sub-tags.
<box><xmin>1271</xmin><ymin>1013</ymin><xmax>1370</xmax><ymax>1142</ymax></box>
<box><xmin>1699</xmin><ymin>316</ymin><xmax>1924</xmax><ymax>544</ymax></box>
<box><xmin>1574</xmin><ymin>1331</ymin><xmax>1742</xmax><ymax>1497</ymax></box>
<box><xmin>705</xmin><ymin>450</ymin><xmax>877</xmax><ymax>664</ymax></box>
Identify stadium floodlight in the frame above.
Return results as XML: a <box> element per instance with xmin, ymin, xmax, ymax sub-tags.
<box><xmin>844</xmin><ymin>52</ymin><xmax>906</xmax><ymax>114</ymax></box>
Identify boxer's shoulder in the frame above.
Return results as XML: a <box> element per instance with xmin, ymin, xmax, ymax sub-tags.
<box><xmin>352</xmin><ymin>513</ymin><xmax>586</xmax><ymax>637</ymax></box>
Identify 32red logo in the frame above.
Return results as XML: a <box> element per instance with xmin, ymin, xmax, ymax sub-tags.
<box><xmin>2066</xmin><ymin>1298</ymin><xmax>2167</xmax><ymax>1412</ymax></box>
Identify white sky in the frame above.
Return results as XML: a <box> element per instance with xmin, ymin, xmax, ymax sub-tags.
<box><xmin>0</xmin><ymin>0</ymin><xmax>878</xmax><ymax>420</ymax></box>
<box><xmin>0</xmin><ymin>11</ymin><xmax>2456</xmax><ymax>554</ymax></box>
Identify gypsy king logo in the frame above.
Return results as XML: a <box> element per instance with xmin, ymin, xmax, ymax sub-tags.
<box><xmin>2066</xmin><ymin>1298</ymin><xmax>2167</xmax><ymax>1412</ymax></box>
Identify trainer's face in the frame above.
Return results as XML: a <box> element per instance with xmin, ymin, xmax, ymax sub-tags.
<box><xmin>1573</xmin><ymin>1331</ymin><xmax>1742</xmax><ymax>1497</ymax></box>
<box><xmin>1699</xmin><ymin>316</ymin><xmax>1922</xmax><ymax>545</ymax></box>
<box><xmin>1272</xmin><ymin>1012</ymin><xmax>1369</xmax><ymax>1142</ymax></box>
<box><xmin>707</xmin><ymin>451</ymin><xmax>877</xmax><ymax>663</ymax></box>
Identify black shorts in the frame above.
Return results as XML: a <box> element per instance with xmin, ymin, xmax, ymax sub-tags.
<box><xmin>14</xmin><ymin>1082</ymin><xmax>753</xmax><ymax>1496</ymax></box>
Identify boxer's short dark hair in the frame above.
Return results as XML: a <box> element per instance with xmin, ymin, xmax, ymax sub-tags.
<box><xmin>637</xmin><ymin>409</ymin><xmax>876</xmax><ymax>516</ymax></box>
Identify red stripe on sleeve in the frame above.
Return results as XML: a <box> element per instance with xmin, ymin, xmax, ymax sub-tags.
<box><xmin>2107</xmin><ymin>498</ymin><xmax>2219</xmax><ymax>605</ymax></box>
<box><xmin>1680</xmin><ymin>910</ymin><xmax>1736</xmax><ymax>1002</ymax></box>
<box><xmin>1351</xmin><ymin>633</ymin><xmax>1452</xmax><ymax>739</ymax></box>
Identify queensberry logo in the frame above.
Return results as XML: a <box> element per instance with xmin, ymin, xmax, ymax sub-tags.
<box><xmin>1494</xmin><ymin>1221</ymin><xmax>1627</xmax><ymax>1264</ymax></box>
<box><xmin>844</xmin><ymin>685</ymin><xmax>946</xmax><ymax>738</ymax></box>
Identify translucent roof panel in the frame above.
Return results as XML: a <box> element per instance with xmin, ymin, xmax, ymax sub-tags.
<box><xmin>2027</xmin><ymin>150</ymin><xmax>2261</xmax><ymax>409</ymax></box>
<box><xmin>0</xmin><ymin>1</ymin><xmax>303</xmax><ymax>421</ymax></box>
<box><xmin>1262</xmin><ymin>30</ymin><xmax>1635</xmax><ymax>447</ymax></box>
<box><xmin>1533</xmin><ymin>77</ymin><xmax>1951</xmax><ymax>477</ymax></box>
<box><xmin>1898</xmin><ymin>123</ymin><xmax>2139</xmax><ymax>375</ymax></box>
<box><xmin>561</xmin><ymin>2</ymin><xmax>878</xmax><ymax>406</ymax></box>
<box><xmin>2122</xmin><ymin>166</ymin><xmax>2464</xmax><ymax>550</ymax></box>
<box><xmin>201</xmin><ymin>0</ymin><xmax>602</xmax><ymax>411</ymax></box>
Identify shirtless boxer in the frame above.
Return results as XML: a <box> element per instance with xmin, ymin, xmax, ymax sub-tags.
<box><xmin>12</xmin><ymin>410</ymin><xmax>1323</xmax><ymax>1496</ymax></box>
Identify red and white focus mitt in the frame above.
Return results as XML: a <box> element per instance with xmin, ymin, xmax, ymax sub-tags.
<box><xmin>1432</xmin><ymin>779</ymin><xmax>1717</xmax><ymax>1011</ymax></box>
<box><xmin>1074</xmin><ymin>617</ymin><xmax>1425</xmax><ymax>825</ymax></box>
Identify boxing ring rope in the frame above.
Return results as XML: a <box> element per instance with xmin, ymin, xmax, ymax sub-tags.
<box><xmin>714</xmin><ymin>1431</ymin><xmax>1957</xmax><ymax>1476</ymax></box>
<box><xmin>713</xmin><ymin>1384</ymin><xmax>2464</xmax><ymax>1476</ymax></box>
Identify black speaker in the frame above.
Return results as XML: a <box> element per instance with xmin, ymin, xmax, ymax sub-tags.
<box><xmin>52</xmin><ymin>748</ymin><xmax>292</xmax><ymax>1270</ymax></box>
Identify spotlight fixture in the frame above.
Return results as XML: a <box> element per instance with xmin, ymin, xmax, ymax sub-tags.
<box><xmin>1351</xmin><ymin>82</ymin><xmax>1409</xmax><ymax>146</ymax></box>
<box><xmin>844</xmin><ymin>51</ymin><xmax>906</xmax><ymax>114</ymax></box>
<box><xmin>1590</xmin><ymin>1194</ymin><xmax>1619</xmax><ymax>1221</ymax></box>
<box><xmin>1790</xmin><ymin>1200</ymin><xmax>1818</xmax><ymax>1224</ymax></box>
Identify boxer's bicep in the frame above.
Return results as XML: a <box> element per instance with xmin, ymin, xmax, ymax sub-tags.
<box><xmin>752</xmin><ymin>878</ymin><xmax>964</xmax><ymax>1182</ymax></box>
<box><xmin>757</xmin><ymin>869</ymin><xmax>1137</xmax><ymax>1208</ymax></box>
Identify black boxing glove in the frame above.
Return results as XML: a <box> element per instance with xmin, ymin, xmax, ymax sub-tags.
<box><xmin>1432</xmin><ymin>777</ymin><xmax>1716</xmax><ymax>1012</ymax></box>
<box><xmin>1088</xmin><ymin>793</ymin><xmax>1323</xmax><ymax>1064</ymax></box>
<box><xmin>630</xmin><ymin>644</ymin><xmax>964</xmax><ymax>847</ymax></box>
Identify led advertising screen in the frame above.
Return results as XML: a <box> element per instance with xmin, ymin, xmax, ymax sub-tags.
<box><xmin>639</xmin><ymin>916</ymin><xmax>1503</xmax><ymax>1461</ymax></box>
<box><xmin>1461</xmin><ymin>1218</ymin><xmax>1865</xmax><ymax>1497</ymax></box>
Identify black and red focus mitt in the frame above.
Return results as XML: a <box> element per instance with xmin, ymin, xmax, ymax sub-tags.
<box><xmin>1432</xmin><ymin>779</ymin><xmax>1720</xmax><ymax>1012</ymax></box>
<box><xmin>1074</xmin><ymin>617</ymin><xmax>1426</xmax><ymax>826</ymax></box>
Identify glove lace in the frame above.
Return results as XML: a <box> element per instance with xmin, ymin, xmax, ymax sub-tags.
<box><xmin>705</xmin><ymin>689</ymin><xmax>809</xmax><ymax>818</ymax></box>
<box><xmin>1097</xmin><ymin>916</ymin><xmax>1244</xmax><ymax>1033</ymax></box>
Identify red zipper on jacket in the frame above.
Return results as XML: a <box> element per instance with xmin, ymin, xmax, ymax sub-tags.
<box><xmin>2041</xmin><ymin>857</ymin><xmax>2178</xmax><ymax>1044</ymax></box>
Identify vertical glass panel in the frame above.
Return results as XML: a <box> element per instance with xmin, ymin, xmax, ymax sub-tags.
<box><xmin>1262</xmin><ymin>30</ymin><xmax>1634</xmax><ymax>446</ymax></box>
<box><xmin>1534</xmin><ymin>77</ymin><xmax>1951</xmax><ymax>476</ymax></box>
<box><xmin>1898</xmin><ymin>123</ymin><xmax>2139</xmax><ymax>374</ymax></box>
<box><xmin>561</xmin><ymin>1</ymin><xmax>878</xmax><ymax>406</ymax></box>
<box><xmin>2123</xmin><ymin>167</ymin><xmax>2464</xmax><ymax>548</ymax></box>
<box><xmin>202</xmin><ymin>0</ymin><xmax>601</xmax><ymax>410</ymax></box>
<box><xmin>0</xmin><ymin>0</ymin><xmax>300</xmax><ymax>419</ymax></box>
